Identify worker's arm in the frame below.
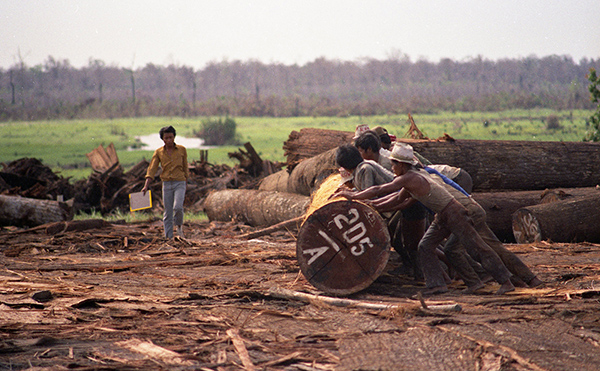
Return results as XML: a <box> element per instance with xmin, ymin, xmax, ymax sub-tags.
<box><xmin>141</xmin><ymin>177</ymin><xmax>152</xmax><ymax>194</ymax></box>
<box><xmin>366</xmin><ymin>188</ymin><xmax>415</xmax><ymax>213</ymax></box>
<box><xmin>334</xmin><ymin>176</ymin><xmax>405</xmax><ymax>200</ymax></box>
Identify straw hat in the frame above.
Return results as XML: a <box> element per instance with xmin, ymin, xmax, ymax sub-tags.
<box><xmin>338</xmin><ymin>167</ymin><xmax>354</xmax><ymax>185</ymax></box>
<box><xmin>353</xmin><ymin>124</ymin><xmax>370</xmax><ymax>139</ymax></box>
<box><xmin>388</xmin><ymin>143</ymin><xmax>418</xmax><ymax>165</ymax></box>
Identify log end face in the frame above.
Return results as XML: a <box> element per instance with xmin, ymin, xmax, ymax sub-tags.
<box><xmin>296</xmin><ymin>200</ymin><xmax>390</xmax><ymax>295</ymax></box>
<box><xmin>512</xmin><ymin>209</ymin><xmax>542</xmax><ymax>244</ymax></box>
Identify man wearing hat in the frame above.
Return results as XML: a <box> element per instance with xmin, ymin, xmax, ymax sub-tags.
<box><xmin>335</xmin><ymin>142</ymin><xmax>517</xmax><ymax>295</ymax></box>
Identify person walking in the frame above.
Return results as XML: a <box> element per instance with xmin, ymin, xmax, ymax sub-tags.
<box><xmin>142</xmin><ymin>125</ymin><xmax>189</xmax><ymax>239</ymax></box>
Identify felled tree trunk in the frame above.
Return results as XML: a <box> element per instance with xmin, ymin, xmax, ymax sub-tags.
<box><xmin>286</xmin><ymin>148</ymin><xmax>338</xmax><ymax>196</ymax></box>
<box><xmin>259</xmin><ymin>148</ymin><xmax>339</xmax><ymax>196</ymax></box>
<box><xmin>297</xmin><ymin>200</ymin><xmax>390</xmax><ymax>295</ymax></box>
<box><xmin>407</xmin><ymin>139</ymin><xmax>600</xmax><ymax>191</ymax></box>
<box><xmin>512</xmin><ymin>194</ymin><xmax>600</xmax><ymax>243</ymax></box>
<box><xmin>473</xmin><ymin>187</ymin><xmax>599</xmax><ymax>242</ymax></box>
<box><xmin>0</xmin><ymin>195</ymin><xmax>72</xmax><ymax>227</ymax></box>
<box><xmin>281</xmin><ymin>128</ymin><xmax>600</xmax><ymax>191</ymax></box>
<box><xmin>283</xmin><ymin>128</ymin><xmax>352</xmax><ymax>171</ymax></box>
<box><xmin>258</xmin><ymin>169</ymin><xmax>290</xmax><ymax>193</ymax></box>
<box><xmin>202</xmin><ymin>189</ymin><xmax>310</xmax><ymax>227</ymax></box>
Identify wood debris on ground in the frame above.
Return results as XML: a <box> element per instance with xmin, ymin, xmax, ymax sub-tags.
<box><xmin>1</xmin><ymin>219</ymin><xmax>600</xmax><ymax>370</ymax></box>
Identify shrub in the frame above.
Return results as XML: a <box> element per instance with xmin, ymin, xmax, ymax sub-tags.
<box><xmin>195</xmin><ymin>116</ymin><xmax>238</xmax><ymax>145</ymax></box>
<box><xmin>546</xmin><ymin>114</ymin><xmax>561</xmax><ymax>130</ymax></box>
<box><xmin>584</xmin><ymin>68</ymin><xmax>600</xmax><ymax>141</ymax></box>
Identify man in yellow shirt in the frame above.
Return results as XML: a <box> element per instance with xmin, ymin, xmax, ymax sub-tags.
<box><xmin>142</xmin><ymin>126</ymin><xmax>189</xmax><ymax>239</ymax></box>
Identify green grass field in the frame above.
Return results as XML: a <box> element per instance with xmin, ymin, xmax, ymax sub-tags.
<box><xmin>0</xmin><ymin>109</ymin><xmax>594</xmax><ymax>180</ymax></box>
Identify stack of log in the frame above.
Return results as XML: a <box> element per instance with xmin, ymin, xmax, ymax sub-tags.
<box><xmin>249</xmin><ymin>127</ymin><xmax>600</xmax><ymax>243</ymax></box>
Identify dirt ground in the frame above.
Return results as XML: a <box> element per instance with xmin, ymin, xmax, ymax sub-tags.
<box><xmin>1</xmin><ymin>219</ymin><xmax>600</xmax><ymax>371</ymax></box>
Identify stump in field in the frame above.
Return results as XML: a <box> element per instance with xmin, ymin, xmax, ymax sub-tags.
<box><xmin>297</xmin><ymin>200</ymin><xmax>390</xmax><ymax>295</ymax></box>
<box><xmin>512</xmin><ymin>195</ymin><xmax>600</xmax><ymax>243</ymax></box>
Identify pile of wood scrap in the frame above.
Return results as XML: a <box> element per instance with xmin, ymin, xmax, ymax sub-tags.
<box><xmin>2</xmin><ymin>217</ymin><xmax>600</xmax><ymax>370</ymax></box>
<box><xmin>0</xmin><ymin>158</ymin><xmax>75</xmax><ymax>227</ymax></box>
<box><xmin>0</xmin><ymin>142</ymin><xmax>282</xmax><ymax>227</ymax></box>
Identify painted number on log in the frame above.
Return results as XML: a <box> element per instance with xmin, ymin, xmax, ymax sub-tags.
<box><xmin>513</xmin><ymin>210</ymin><xmax>542</xmax><ymax>243</ymax></box>
<box><xmin>297</xmin><ymin>200</ymin><xmax>390</xmax><ymax>295</ymax></box>
<box><xmin>304</xmin><ymin>208</ymin><xmax>373</xmax><ymax>265</ymax></box>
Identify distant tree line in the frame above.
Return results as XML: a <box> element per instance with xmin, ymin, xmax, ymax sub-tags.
<box><xmin>0</xmin><ymin>54</ymin><xmax>598</xmax><ymax>121</ymax></box>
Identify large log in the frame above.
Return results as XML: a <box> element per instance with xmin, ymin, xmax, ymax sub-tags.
<box><xmin>473</xmin><ymin>187</ymin><xmax>600</xmax><ymax>242</ymax></box>
<box><xmin>258</xmin><ymin>148</ymin><xmax>338</xmax><ymax>196</ymax></box>
<box><xmin>281</xmin><ymin>128</ymin><xmax>600</xmax><ymax>191</ymax></box>
<box><xmin>283</xmin><ymin>128</ymin><xmax>352</xmax><ymax>171</ymax></box>
<box><xmin>512</xmin><ymin>194</ymin><xmax>600</xmax><ymax>243</ymax></box>
<box><xmin>0</xmin><ymin>195</ymin><xmax>72</xmax><ymax>227</ymax></box>
<box><xmin>297</xmin><ymin>200</ymin><xmax>390</xmax><ymax>295</ymax></box>
<box><xmin>202</xmin><ymin>189</ymin><xmax>310</xmax><ymax>227</ymax></box>
<box><xmin>286</xmin><ymin>148</ymin><xmax>338</xmax><ymax>196</ymax></box>
<box><xmin>406</xmin><ymin>138</ymin><xmax>600</xmax><ymax>191</ymax></box>
<box><xmin>258</xmin><ymin>169</ymin><xmax>290</xmax><ymax>193</ymax></box>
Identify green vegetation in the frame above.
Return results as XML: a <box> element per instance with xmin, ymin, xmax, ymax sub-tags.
<box><xmin>0</xmin><ymin>109</ymin><xmax>593</xmax><ymax>180</ymax></box>
<box><xmin>584</xmin><ymin>68</ymin><xmax>600</xmax><ymax>141</ymax></box>
<box><xmin>194</xmin><ymin>116</ymin><xmax>239</xmax><ymax>145</ymax></box>
<box><xmin>73</xmin><ymin>208</ymin><xmax>208</xmax><ymax>223</ymax></box>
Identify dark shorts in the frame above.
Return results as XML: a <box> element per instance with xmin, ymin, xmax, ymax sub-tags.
<box><xmin>401</xmin><ymin>201</ymin><xmax>427</xmax><ymax>220</ymax></box>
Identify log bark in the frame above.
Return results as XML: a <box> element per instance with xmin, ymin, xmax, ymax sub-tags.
<box><xmin>259</xmin><ymin>148</ymin><xmax>338</xmax><ymax>196</ymax></box>
<box><xmin>281</xmin><ymin>128</ymin><xmax>600</xmax><ymax>191</ymax></box>
<box><xmin>0</xmin><ymin>195</ymin><xmax>72</xmax><ymax>227</ymax></box>
<box><xmin>258</xmin><ymin>169</ymin><xmax>290</xmax><ymax>192</ymax></box>
<box><xmin>283</xmin><ymin>128</ymin><xmax>352</xmax><ymax>171</ymax></box>
<box><xmin>512</xmin><ymin>194</ymin><xmax>600</xmax><ymax>243</ymax></box>
<box><xmin>202</xmin><ymin>189</ymin><xmax>310</xmax><ymax>227</ymax></box>
<box><xmin>473</xmin><ymin>187</ymin><xmax>600</xmax><ymax>242</ymax></box>
<box><xmin>286</xmin><ymin>148</ymin><xmax>338</xmax><ymax>196</ymax></box>
<box><xmin>407</xmin><ymin>138</ymin><xmax>600</xmax><ymax>191</ymax></box>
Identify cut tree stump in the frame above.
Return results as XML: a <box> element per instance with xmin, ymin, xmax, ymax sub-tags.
<box><xmin>0</xmin><ymin>195</ymin><xmax>72</xmax><ymax>227</ymax></box>
<box><xmin>296</xmin><ymin>200</ymin><xmax>390</xmax><ymax>295</ymax></box>
<box><xmin>86</xmin><ymin>143</ymin><xmax>121</xmax><ymax>173</ymax></box>
<box><xmin>202</xmin><ymin>189</ymin><xmax>310</xmax><ymax>227</ymax></box>
<box><xmin>512</xmin><ymin>194</ymin><xmax>600</xmax><ymax>243</ymax></box>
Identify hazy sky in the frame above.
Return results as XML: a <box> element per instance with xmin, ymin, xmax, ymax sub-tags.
<box><xmin>2</xmin><ymin>0</ymin><xmax>599</xmax><ymax>70</ymax></box>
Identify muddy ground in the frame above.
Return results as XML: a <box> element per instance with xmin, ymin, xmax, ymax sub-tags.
<box><xmin>1</xmin><ymin>219</ymin><xmax>599</xmax><ymax>371</ymax></box>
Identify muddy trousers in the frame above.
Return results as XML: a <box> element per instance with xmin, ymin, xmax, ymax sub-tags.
<box><xmin>162</xmin><ymin>180</ymin><xmax>186</xmax><ymax>238</ymax></box>
<box><xmin>445</xmin><ymin>202</ymin><xmax>536</xmax><ymax>285</ymax></box>
<box><xmin>418</xmin><ymin>200</ymin><xmax>511</xmax><ymax>289</ymax></box>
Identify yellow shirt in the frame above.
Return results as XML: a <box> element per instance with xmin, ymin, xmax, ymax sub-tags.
<box><xmin>145</xmin><ymin>144</ymin><xmax>189</xmax><ymax>181</ymax></box>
